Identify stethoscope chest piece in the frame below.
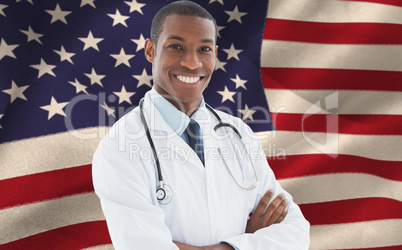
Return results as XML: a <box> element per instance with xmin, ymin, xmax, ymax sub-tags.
<box><xmin>156</xmin><ymin>184</ymin><xmax>173</xmax><ymax>205</ymax></box>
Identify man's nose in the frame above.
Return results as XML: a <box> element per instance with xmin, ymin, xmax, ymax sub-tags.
<box><xmin>181</xmin><ymin>50</ymin><xmax>202</xmax><ymax>70</ymax></box>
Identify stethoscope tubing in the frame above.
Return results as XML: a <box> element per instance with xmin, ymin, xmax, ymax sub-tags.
<box><xmin>139</xmin><ymin>99</ymin><xmax>164</xmax><ymax>183</ymax></box>
<box><xmin>138</xmin><ymin>97</ymin><xmax>258</xmax><ymax>203</ymax></box>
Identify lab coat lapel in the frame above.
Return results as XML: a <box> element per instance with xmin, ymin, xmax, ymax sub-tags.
<box><xmin>142</xmin><ymin>94</ymin><xmax>204</xmax><ymax>172</ymax></box>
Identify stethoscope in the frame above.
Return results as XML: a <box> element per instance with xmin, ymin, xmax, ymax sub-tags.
<box><xmin>139</xmin><ymin>98</ymin><xmax>259</xmax><ymax>205</ymax></box>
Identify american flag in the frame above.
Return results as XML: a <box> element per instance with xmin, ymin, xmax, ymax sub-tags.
<box><xmin>262</xmin><ymin>0</ymin><xmax>402</xmax><ymax>249</ymax></box>
<box><xmin>0</xmin><ymin>0</ymin><xmax>401</xmax><ymax>249</ymax></box>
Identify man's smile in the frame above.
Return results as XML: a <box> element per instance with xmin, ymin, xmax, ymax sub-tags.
<box><xmin>174</xmin><ymin>75</ymin><xmax>204</xmax><ymax>84</ymax></box>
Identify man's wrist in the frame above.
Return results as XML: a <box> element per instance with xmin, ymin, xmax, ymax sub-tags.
<box><xmin>203</xmin><ymin>242</ymin><xmax>234</xmax><ymax>250</ymax></box>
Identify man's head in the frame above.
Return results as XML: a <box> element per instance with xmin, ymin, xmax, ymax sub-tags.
<box><xmin>144</xmin><ymin>1</ymin><xmax>218</xmax><ymax>116</ymax></box>
<box><xmin>150</xmin><ymin>1</ymin><xmax>218</xmax><ymax>46</ymax></box>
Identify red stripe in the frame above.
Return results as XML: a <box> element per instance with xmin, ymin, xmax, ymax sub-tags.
<box><xmin>271</xmin><ymin>113</ymin><xmax>402</xmax><ymax>135</ymax></box>
<box><xmin>300</xmin><ymin>198</ymin><xmax>402</xmax><ymax>225</ymax></box>
<box><xmin>0</xmin><ymin>164</ymin><xmax>94</xmax><ymax>210</ymax></box>
<box><xmin>264</xmin><ymin>18</ymin><xmax>402</xmax><ymax>44</ymax></box>
<box><xmin>0</xmin><ymin>221</ymin><xmax>111</xmax><ymax>249</ymax></box>
<box><xmin>341</xmin><ymin>0</ymin><xmax>402</xmax><ymax>7</ymax></box>
<box><xmin>262</xmin><ymin>67</ymin><xmax>402</xmax><ymax>92</ymax></box>
<box><xmin>267</xmin><ymin>154</ymin><xmax>402</xmax><ymax>181</ymax></box>
<box><xmin>342</xmin><ymin>246</ymin><xmax>402</xmax><ymax>250</ymax></box>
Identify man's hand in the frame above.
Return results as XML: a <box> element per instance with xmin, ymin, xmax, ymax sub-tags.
<box><xmin>173</xmin><ymin>190</ymin><xmax>288</xmax><ymax>248</ymax></box>
<box><xmin>245</xmin><ymin>189</ymin><xmax>288</xmax><ymax>233</ymax></box>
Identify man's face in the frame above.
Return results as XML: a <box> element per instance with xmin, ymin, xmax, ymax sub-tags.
<box><xmin>145</xmin><ymin>15</ymin><xmax>217</xmax><ymax>112</ymax></box>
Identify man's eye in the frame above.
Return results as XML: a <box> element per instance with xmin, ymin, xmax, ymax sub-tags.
<box><xmin>169</xmin><ymin>44</ymin><xmax>182</xmax><ymax>50</ymax></box>
<box><xmin>201</xmin><ymin>47</ymin><xmax>212</xmax><ymax>52</ymax></box>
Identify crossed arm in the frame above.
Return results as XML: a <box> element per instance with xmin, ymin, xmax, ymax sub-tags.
<box><xmin>173</xmin><ymin>189</ymin><xmax>288</xmax><ymax>250</ymax></box>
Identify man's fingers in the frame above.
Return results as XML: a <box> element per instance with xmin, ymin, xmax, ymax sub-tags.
<box><xmin>271</xmin><ymin>198</ymin><xmax>288</xmax><ymax>224</ymax></box>
<box><xmin>263</xmin><ymin>194</ymin><xmax>287</xmax><ymax>225</ymax></box>
<box><xmin>276</xmin><ymin>205</ymin><xmax>288</xmax><ymax>223</ymax></box>
<box><xmin>247</xmin><ymin>191</ymin><xmax>290</xmax><ymax>233</ymax></box>
<box><xmin>254</xmin><ymin>189</ymin><xmax>274</xmax><ymax>217</ymax></box>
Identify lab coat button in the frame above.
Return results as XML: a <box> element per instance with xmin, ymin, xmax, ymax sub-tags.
<box><xmin>216</xmin><ymin>231</ymin><xmax>222</xmax><ymax>239</ymax></box>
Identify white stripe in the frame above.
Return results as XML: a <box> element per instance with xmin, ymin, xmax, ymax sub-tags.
<box><xmin>256</xmin><ymin>131</ymin><xmax>402</xmax><ymax>161</ymax></box>
<box><xmin>0</xmin><ymin>193</ymin><xmax>105</xmax><ymax>244</ymax></box>
<box><xmin>278</xmin><ymin>173</ymin><xmax>402</xmax><ymax>204</ymax></box>
<box><xmin>261</xmin><ymin>40</ymin><xmax>402</xmax><ymax>72</ymax></box>
<box><xmin>2</xmin><ymin>123</ymin><xmax>401</xmax><ymax>180</ymax></box>
<box><xmin>310</xmin><ymin>219</ymin><xmax>402</xmax><ymax>249</ymax></box>
<box><xmin>265</xmin><ymin>89</ymin><xmax>402</xmax><ymax>115</ymax></box>
<box><xmin>82</xmin><ymin>244</ymin><xmax>114</xmax><ymax>250</ymax></box>
<box><xmin>268</xmin><ymin>0</ymin><xmax>402</xmax><ymax>25</ymax></box>
<box><xmin>0</xmin><ymin>126</ymin><xmax>109</xmax><ymax>181</ymax></box>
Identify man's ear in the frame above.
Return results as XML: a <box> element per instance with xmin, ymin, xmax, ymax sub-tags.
<box><xmin>144</xmin><ymin>39</ymin><xmax>155</xmax><ymax>63</ymax></box>
<box><xmin>215</xmin><ymin>45</ymin><xmax>218</xmax><ymax>59</ymax></box>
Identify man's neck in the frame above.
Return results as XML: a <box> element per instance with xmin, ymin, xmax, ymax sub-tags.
<box><xmin>154</xmin><ymin>87</ymin><xmax>201</xmax><ymax>117</ymax></box>
<box><xmin>168</xmin><ymin>98</ymin><xmax>200</xmax><ymax>117</ymax></box>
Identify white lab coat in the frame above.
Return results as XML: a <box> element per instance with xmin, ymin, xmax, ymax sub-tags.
<box><xmin>92</xmin><ymin>92</ymin><xmax>310</xmax><ymax>250</ymax></box>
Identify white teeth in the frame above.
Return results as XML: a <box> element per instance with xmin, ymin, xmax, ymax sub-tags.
<box><xmin>176</xmin><ymin>75</ymin><xmax>200</xmax><ymax>84</ymax></box>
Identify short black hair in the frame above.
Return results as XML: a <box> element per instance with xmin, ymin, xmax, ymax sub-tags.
<box><xmin>150</xmin><ymin>0</ymin><xmax>217</xmax><ymax>45</ymax></box>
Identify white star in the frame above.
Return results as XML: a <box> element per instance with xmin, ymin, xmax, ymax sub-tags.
<box><xmin>30</xmin><ymin>58</ymin><xmax>56</xmax><ymax>78</ymax></box>
<box><xmin>84</xmin><ymin>68</ymin><xmax>105</xmax><ymax>87</ymax></box>
<box><xmin>45</xmin><ymin>4</ymin><xmax>71</xmax><ymax>24</ymax></box>
<box><xmin>0</xmin><ymin>38</ymin><xmax>19</xmax><ymax>61</ymax></box>
<box><xmin>107</xmin><ymin>9</ymin><xmax>130</xmax><ymax>27</ymax></box>
<box><xmin>217</xmin><ymin>26</ymin><xmax>225</xmax><ymax>38</ymax></box>
<box><xmin>16</xmin><ymin>0</ymin><xmax>33</xmax><ymax>4</ymax></box>
<box><xmin>20</xmin><ymin>26</ymin><xmax>43</xmax><ymax>44</ymax></box>
<box><xmin>215</xmin><ymin>58</ymin><xmax>227</xmax><ymax>72</ymax></box>
<box><xmin>225</xmin><ymin>6</ymin><xmax>247</xmax><ymax>24</ymax></box>
<box><xmin>223</xmin><ymin>43</ymin><xmax>243</xmax><ymax>61</ymax></box>
<box><xmin>53</xmin><ymin>45</ymin><xmax>75</xmax><ymax>64</ymax></box>
<box><xmin>113</xmin><ymin>85</ymin><xmax>135</xmax><ymax>104</ymax></box>
<box><xmin>0</xmin><ymin>114</ymin><xmax>3</xmax><ymax>129</ymax></box>
<box><xmin>110</xmin><ymin>48</ymin><xmax>135</xmax><ymax>67</ymax></box>
<box><xmin>101</xmin><ymin>102</ymin><xmax>116</xmax><ymax>118</ymax></box>
<box><xmin>2</xmin><ymin>80</ymin><xmax>29</xmax><ymax>103</ymax></box>
<box><xmin>133</xmin><ymin>69</ymin><xmax>152</xmax><ymax>88</ymax></box>
<box><xmin>40</xmin><ymin>96</ymin><xmax>69</xmax><ymax>120</ymax></box>
<box><xmin>217</xmin><ymin>86</ymin><xmax>236</xmax><ymax>103</ymax></box>
<box><xmin>78</xmin><ymin>31</ymin><xmax>104</xmax><ymax>51</ymax></box>
<box><xmin>0</xmin><ymin>4</ymin><xmax>8</xmax><ymax>17</ymax></box>
<box><xmin>230</xmin><ymin>74</ymin><xmax>247</xmax><ymax>89</ymax></box>
<box><xmin>124</xmin><ymin>0</ymin><xmax>145</xmax><ymax>14</ymax></box>
<box><xmin>209</xmin><ymin>0</ymin><xmax>223</xmax><ymax>5</ymax></box>
<box><xmin>68</xmin><ymin>78</ymin><xmax>88</xmax><ymax>94</ymax></box>
<box><xmin>131</xmin><ymin>34</ymin><xmax>146</xmax><ymax>52</ymax></box>
<box><xmin>238</xmin><ymin>105</ymin><xmax>257</xmax><ymax>121</ymax></box>
<box><xmin>80</xmin><ymin>0</ymin><xmax>96</xmax><ymax>8</ymax></box>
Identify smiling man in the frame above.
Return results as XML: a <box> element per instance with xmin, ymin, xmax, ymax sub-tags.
<box><xmin>145</xmin><ymin>13</ymin><xmax>215</xmax><ymax>117</ymax></box>
<box><xmin>92</xmin><ymin>1</ymin><xmax>310</xmax><ymax>249</ymax></box>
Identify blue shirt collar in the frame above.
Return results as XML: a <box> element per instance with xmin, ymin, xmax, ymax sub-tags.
<box><xmin>149</xmin><ymin>87</ymin><xmax>207</xmax><ymax>136</ymax></box>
